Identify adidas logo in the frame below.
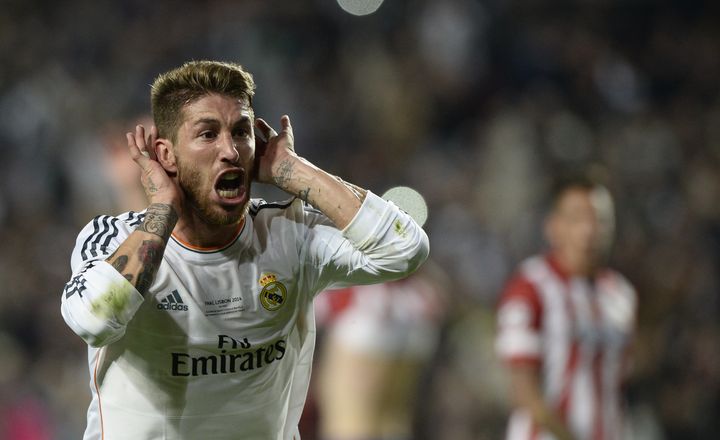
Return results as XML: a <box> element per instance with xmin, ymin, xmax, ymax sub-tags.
<box><xmin>157</xmin><ymin>290</ymin><xmax>189</xmax><ymax>312</ymax></box>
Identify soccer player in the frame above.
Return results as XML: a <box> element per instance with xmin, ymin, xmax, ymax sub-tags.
<box><xmin>60</xmin><ymin>60</ymin><xmax>429</xmax><ymax>440</ymax></box>
<box><xmin>495</xmin><ymin>176</ymin><xmax>637</xmax><ymax>440</ymax></box>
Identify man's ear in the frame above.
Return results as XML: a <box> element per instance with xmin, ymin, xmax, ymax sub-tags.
<box><xmin>155</xmin><ymin>139</ymin><xmax>177</xmax><ymax>173</ymax></box>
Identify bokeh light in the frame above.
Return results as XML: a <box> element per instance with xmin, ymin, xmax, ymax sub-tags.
<box><xmin>336</xmin><ymin>0</ymin><xmax>384</xmax><ymax>16</ymax></box>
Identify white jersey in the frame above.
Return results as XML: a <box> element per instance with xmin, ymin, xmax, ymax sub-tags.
<box><xmin>61</xmin><ymin>192</ymin><xmax>428</xmax><ymax>440</ymax></box>
<box><xmin>496</xmin><ymin>255</ymin><xmax>636</xmax><ymax>440</ymax></box>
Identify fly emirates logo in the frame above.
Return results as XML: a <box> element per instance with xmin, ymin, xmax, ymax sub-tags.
<box><xmin>171</xmin><ymin>334</ymin><xmax>287</xmax><ymax>377</ymax></box>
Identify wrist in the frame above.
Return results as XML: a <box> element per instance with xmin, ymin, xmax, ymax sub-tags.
<box><xmin>139</xmin><ymin>203</ymin><xmax>178</xmax><ymax>243</ymax></box>
<box><xmin>147</xmin><ymin>194</ymin><xmax>182</xmax><ymax>218</ymax></box>
<box><xmin>271</xmin><ymin>156</ymin><xmax>316</xmax><ymax>195</ymax></box>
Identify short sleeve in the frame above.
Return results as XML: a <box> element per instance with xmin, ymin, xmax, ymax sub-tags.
<box><xmin>495</xmin><ymin>274</ymin><xmax>543</xmax><ymax>365</ymax></box>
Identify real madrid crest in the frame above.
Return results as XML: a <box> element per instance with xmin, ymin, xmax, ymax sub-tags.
<box><xmin>259</xmin><ymin>273</ymin><xmax>287</xmax><ymax>311</ymax></box>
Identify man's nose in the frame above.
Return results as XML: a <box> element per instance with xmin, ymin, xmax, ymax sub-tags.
<box><xmin>218</xmin><ymin>134</ymin><xmax>240</xmax><ymax>163</ymax></box>
<box><xmin>581</xmin><ymin>219</ymin><xmax>600</xmax><ymax>241</ymax></box>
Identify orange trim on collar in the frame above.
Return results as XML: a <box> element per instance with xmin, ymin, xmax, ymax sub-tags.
<box><xmin>171</xmin><ymin>219</ymin><xmax>245</xmax><ymax>252</ymax></box>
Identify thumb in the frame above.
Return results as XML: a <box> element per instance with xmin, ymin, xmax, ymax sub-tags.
<box><xmin>280</xmin><ymin>115</ymin><xmax>293</xmax><ymax>140</ymax></box>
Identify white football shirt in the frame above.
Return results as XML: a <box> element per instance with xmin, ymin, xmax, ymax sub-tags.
<box><xmin>61</xmin><ymin>192</ymin><xmax>429</xmax><ymax>440</ymax></box>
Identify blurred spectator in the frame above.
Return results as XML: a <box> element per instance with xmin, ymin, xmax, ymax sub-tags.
<box><xmin>312</xmin><ymin>264</ymin><xmax>447</xmax><ymax>440</ymax></box>
<box><xmin>0</xmin><ymin>332</ymin><xmax>53</xmax><ymax>440</ymax></box>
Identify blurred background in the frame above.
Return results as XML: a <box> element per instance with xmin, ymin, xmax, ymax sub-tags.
<box><xmin>1</xmin><ymin>0</ymin><xmax>719</xmax><ymax>438</ymax></box>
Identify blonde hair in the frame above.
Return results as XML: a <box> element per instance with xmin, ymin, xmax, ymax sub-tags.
<box><xmin>151</xmin><ymin>60</ymin><xmax>256</xmax><ymax>142</ymax></box>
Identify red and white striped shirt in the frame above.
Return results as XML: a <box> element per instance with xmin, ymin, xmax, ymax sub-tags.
<box><xmin>496</xmin><ymin>255</ymin><xmax>636</xmax><ymax>440</ymax></box>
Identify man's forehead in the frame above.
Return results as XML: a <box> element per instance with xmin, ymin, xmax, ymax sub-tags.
<box><xmin>554</xmin><ymin>186</ymin><xmax>614</xmax><ymax>219</ymax></box>
<box><xmin>182</xmin><ymin>95</ymin><xmax>254</xmax><ymax>123</ymax></box>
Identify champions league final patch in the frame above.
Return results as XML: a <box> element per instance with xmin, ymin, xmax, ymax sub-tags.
<box><xmin>259</xmin><ymin>273</ymin><xmax>287</xmax><ymax>311</ymax></box>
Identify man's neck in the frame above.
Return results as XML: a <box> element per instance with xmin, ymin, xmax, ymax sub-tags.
<box><xmin>172</xmin><ymin>213</ymin><xmax>245</xmax><ymax>249</ymax></box>
<box><xmin>551</xmin><ymin>251</ymin><xmax>597</xmax><ymax>278</ymax></box>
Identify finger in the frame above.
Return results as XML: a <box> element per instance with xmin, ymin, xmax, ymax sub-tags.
<box><xmin>127</xmin><ymin>132</ymin><xmax>151</xmax><ymax>170</ymax></box>
<box><xmin>280</xmin><ymin>115</ymin><xmax>293</xmax><ymax>139</ymax></box>
<box><xmin>145</xmin><ymin>125</ymin><xmax>158</xmax><ymax>161</ymax></box>
<box><xmin>255</xmin><ymin>118</ymin><xmax>277</xmax><ymax>141</ymax></box>
<box><xmin>134</xmin><ymin>125</ymin><xmax>151</xmax><ymax>158</ymax></box>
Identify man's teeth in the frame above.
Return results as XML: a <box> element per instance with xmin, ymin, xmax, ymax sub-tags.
<box><xmin>218</xmin><ymin>189</ymin><xmax>240</xmax><ymax>198</ymax></box>
<box><xmin>222</xmin><ymin>172</ymin><xmax>239</xmax><ymax>180</ymax></box>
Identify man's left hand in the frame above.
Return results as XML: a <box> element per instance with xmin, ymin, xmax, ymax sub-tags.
<box><xmin>254</xmin><ymin>115</ymin><xmax>299</xmax><ymax>189</ymax></box>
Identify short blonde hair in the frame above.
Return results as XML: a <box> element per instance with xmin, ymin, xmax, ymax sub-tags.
<box><xmin>151</xmin><ymin>60</ymin><xmax>256</xmax><ymax>142</ymax></box>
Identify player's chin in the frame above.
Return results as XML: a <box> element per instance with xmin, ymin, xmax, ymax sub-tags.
<box><xmin>205</xmin><ymin>194</ymin><xmax>248</xmax><ymax>223</ymax></box>
<box><xmin>206</xmin><ymin>204</ymin><xmax>247</xmax><ymax>226</ymax></box>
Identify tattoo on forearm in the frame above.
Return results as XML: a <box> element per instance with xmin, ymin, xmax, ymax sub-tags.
<box><xmin>136</xmin><ymin>268</ymin><xmax>153</xmax><ymax>295</ymax></box>
<box><xmin>273</xmin><ymin>159</ymin><xmax>294</xmax><ymax>189</ymax></box>
<box><xmin>147</xmin><ymin>178</ymin><xmax>158</xmax><ymax>194</ymax></box>
<box><xmin>138</xmin><ymin>240</ymin><xmax>163</xmax><ymax>266</ymax></box>
<box><xmin>111</xmin><ymin>255</ymin><xmax>129</xmax><ymax>272</ymax></box>
<box><xmin>138</xmin><ymin>203</ymin><xmax>178</xmax><ymax>242</ymax></box>
<box><xmin>135</xmin><ymin>240</ymin><xmax>164</xmax><ymax>295</ymax></box>
<box><xmin>298</xmin><ymin>187</ymin><xmax>311</xmax><ymax>203</ymax></box>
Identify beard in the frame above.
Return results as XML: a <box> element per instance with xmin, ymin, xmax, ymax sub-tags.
<box><xmin>176</xmin><ymin>158</ymin><xmax>250</xmax><ymax>226</ymax></box>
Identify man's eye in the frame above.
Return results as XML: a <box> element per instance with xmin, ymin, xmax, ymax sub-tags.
<box><xmin>200</xmin><ymin>131</ymin><xmax>217</xmax><ymax>139</ymax></box>
<box><xmin>233</xmin><ymin>129</ymin><xmax>250</xmax><ymax>139</ymax></box>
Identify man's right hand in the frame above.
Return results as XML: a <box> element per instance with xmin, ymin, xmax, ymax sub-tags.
<box><xmin>126</xmin><ymin>125</ymin><xmax>183</xmax><ymax>217</ymax></box>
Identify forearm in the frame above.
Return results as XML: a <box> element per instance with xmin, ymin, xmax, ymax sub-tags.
<box><xmin>273</xmin><ymin>157</ymin><xmax>365</xmax><ymax>229</ymax></box>
<box><xmin>105</xmin><ymin>203</ymin><xmax>177</xmax><ymax>295</ymax></box>
<box><xmin>510</xmin><ymin>366</ymin><xmax>575</xmax><ymax>440</ymax></box>
<box><xmin>526</xmin><ymin>401</ymin><xmax>575</xmax><ymax>440</ymax></box>
<box><xmin>61</xmin><ymin>204</ymin><xmax>177</xmax><ymax>347</ymax></box>
<box><xmin>309</xmin><ymin>191</ymin><xmax>429</xmax><ymax>291</ymax></box>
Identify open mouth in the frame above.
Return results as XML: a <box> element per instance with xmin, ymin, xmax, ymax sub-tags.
<box><xmin>215</xmin><ymin>170</ymin><xmax>245</xmax><ymax>199</ymax></box>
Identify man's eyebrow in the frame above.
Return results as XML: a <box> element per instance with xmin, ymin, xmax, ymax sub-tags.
<box><xmin>192</xmin><ymin>118</ymin><xmax>220</xmax><ymax>127</ymax></box>
<box><xmin>234</xmin><ymin>115</ymin><xmax>253</xmax><ymax>125</ymax></box>
<box><xmin>192</xmin><ymin>115</ymin><xmax>253</xmax><ymax>127</ymax></box>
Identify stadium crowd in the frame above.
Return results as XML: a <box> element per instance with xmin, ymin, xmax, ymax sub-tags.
<box><xmin>0</xmin><ymin>0</ymin><xmax>718</xmax><ymax>438</ymax></box>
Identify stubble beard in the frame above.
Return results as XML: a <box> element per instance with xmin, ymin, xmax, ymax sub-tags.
<box><xmin>176</xmin><ymin>160</ymin><xmax>250</xmax><ymax>226</ymax></box>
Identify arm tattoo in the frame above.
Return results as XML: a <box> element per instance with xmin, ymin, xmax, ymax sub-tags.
<box><xmin>138</xmin><ymin>240</ymin><xmax>163</xmax><ymax>267</ymax></box>
<box><xmin>135</xmin><ymin>240</ymin><xmax>164</xmax><ymax>295</ymax></box>
<box><xmin>147</xmin><ymin>178</ymin><xmax>159</xmax><ymax>194</ymax></box>
<box><xmin>272</xmin><ymin>159</ymin><xmax>295</xmax><ymax>189</ymax></box>
<box><xmin>138</xmin><ymin>203</ymin><xmax>178</xmax><ymax>242</ymax></box>
<box><xmin>298</xmin><ymin>187</ymin><xmax>312</xmax><ymax>203</ymax></box>
<box><xmin>111</xmin><ymin>255</ymin><xmax>129</xmax><ymax>272</ymax></box>
<box><xmin>136</xmin><ymin>268</ymin><xmax>153</xmax><ymax>295</ymax></box>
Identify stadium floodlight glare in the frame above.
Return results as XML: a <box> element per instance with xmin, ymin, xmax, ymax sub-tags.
<box><xmin>382</xmin><ymin>186</ymin><xmax>428</xmax><ymax>227</ymax></box>
<box><xmin>336</xmin><ymin>0</ymin><xmax>385</xmax><ymax>16</ymax></box>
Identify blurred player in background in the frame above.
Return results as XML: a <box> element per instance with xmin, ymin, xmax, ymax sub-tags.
<box><xmin>495</xmin><ymin>176</ymin><xmax>637</xmax><ymax>440</ymax></box>
<box><xmin>313</xmin><ymin>264</ymin><xmax>446</xmax><ymax>440</ymax></box>
<box><xmin>60</xmin><ymin>60</ymin><xmax>428</xmax><ymax>440</ymax></box>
